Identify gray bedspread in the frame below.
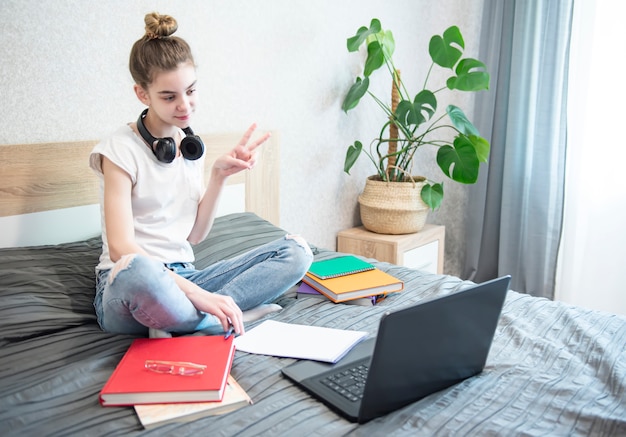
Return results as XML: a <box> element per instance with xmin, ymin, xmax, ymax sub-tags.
<box><xmin>1</xmin><ymin>213</ymin><xmax>624</xmax><ymax>436</ymax></box>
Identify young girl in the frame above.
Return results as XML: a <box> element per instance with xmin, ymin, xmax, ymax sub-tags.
<box><xmin>89</xmin><ymin>12</ymin><xmax>313</xmax><ymax>338</ymax></box>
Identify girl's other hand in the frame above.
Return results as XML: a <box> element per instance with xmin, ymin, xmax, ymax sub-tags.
<box><xmin>186</xmin><ymin>285</ymin><xmax>245</xmax><ymax>335</ymax></box>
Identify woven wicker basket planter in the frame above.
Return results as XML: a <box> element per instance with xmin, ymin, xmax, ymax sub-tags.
<box><xmin>358</xmin><ymin>175</ymin><xmax>429</xmax><ymax>235</ymax></box>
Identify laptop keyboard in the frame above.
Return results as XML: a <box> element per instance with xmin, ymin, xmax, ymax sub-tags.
<box><xmin>320</xmin><ymin>362</ymin><xmax>369</xmax><ymax>402</ymax></box>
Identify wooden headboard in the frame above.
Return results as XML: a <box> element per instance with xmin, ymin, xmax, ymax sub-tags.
<box><xmin>0</xmin><ymin>132</ymin><xmax>280</xmax><ymax>247</ymax></box>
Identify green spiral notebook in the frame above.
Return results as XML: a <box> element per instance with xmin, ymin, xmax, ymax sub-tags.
<box><xmin>308</xmin><ymin>255</ymin><xmax>375</xmax><ymax>280</ymax></box>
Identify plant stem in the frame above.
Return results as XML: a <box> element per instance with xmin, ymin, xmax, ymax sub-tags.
<box><xmin>422</xmin><ymin>62</ymin><xmax>435</xmax><ymax>90</ymax></box>
<box><xmin>368</xmin><ymin>92</ymin><xmax>393</xmax><ymax>117</ymax></box>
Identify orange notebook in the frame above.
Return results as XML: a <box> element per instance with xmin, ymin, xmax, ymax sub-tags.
<box><xmin>100</xmin><ymin>336</ymin><xmax>235</xmax><ymax>406</ymax></box>
<box><xmin>302</xmin><ymin>268</ymin><xmax>403</xmax><ymax>303</ymax></box>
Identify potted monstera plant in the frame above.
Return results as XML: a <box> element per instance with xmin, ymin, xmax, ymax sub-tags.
<box><xmin>343</xmin><ymin>19</ymin><xmax>490</xmax><ymax>234</ymax></box>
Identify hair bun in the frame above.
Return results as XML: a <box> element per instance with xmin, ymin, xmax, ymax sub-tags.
<box><xmin>144</xmin><ymin>12</ymin><xmax>178</xmax><ymax>39</ymax></box>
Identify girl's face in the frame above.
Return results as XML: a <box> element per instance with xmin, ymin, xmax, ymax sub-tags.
<box><xmin>135</xmin><ymin>62</ymin><xmax>198</xmax><ymax>134</ymax></box>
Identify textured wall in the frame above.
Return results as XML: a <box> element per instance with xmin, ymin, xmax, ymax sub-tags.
<box><xmin>0</xmin><ymin>0</ymin><xmax>484</xmax><ymax>276</ymax></box>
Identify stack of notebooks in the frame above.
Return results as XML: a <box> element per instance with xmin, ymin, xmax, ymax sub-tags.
<box><xmin>300</xmin><ymin>255</ymin><xmax>403</xmax><ymax>305</ymax></box>
<box><xmin>99</xmin><ymin>335</ymin><xmax>252</xmax><ymax>429</ymax></box>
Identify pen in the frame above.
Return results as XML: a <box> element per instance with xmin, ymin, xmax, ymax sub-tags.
<box><xmin>224</xmin><ymin>325</ymin><xmax>235</xmax><ymax>339</ymax></box>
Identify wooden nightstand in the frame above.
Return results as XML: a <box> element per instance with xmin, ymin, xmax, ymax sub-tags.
<box><xmin>337</xmin><ymin>225</ymin><xmax>445</xmax><ymax>274</ymax></box>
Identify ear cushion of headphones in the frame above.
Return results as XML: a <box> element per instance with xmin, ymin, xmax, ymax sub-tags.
<box><xmin>137</xmin><ymin>109</ymin><xmax>176</xmax><ymax>163</ymax></box>
<box><xmin>153</xmin><ymin>138</ymin><xmax>177</xmax><ymax>163</ymax></box>
<box><xmin>180</xmin><ymin>132</ymin><xmax>204</xmax><ymax>161</ymax></box>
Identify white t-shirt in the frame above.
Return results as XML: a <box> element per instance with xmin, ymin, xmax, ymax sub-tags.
<box><xmin>89</xmin><ymin>124</ymin><xmax>205</xmax><ymax>270</ymax></box>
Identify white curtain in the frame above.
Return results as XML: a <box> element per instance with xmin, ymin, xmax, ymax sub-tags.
<box><xmin>556</xmin><ymin>0</ymin><xmax>626</xmax><ymax>315</ymax></box>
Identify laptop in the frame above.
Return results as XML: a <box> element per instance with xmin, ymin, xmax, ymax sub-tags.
<box><xmin>281</xmin><ymin>275</ymin><xmax>511</xmax><ymax>423</ymax></box>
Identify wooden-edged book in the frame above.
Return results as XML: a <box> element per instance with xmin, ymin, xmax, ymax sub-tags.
<box><xmin>100</xmin><ymin>336</ymin><xmax>235</xmax><ymax>406</ymax></box>
<box><xmin>134</xmin><ymin>375</ymin><xmax>252</xmax><ymax>429</ymax></box>
<box><xmin>302</xmin><ymin>267</ymin><xmax>403</xmax><ymax>303</ymax></box>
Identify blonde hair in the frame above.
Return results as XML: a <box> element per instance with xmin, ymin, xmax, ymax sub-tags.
<box><xmin>129</xmin><ymin>12</ymin><xmax>195</xmax><ymax>89</ymax></box>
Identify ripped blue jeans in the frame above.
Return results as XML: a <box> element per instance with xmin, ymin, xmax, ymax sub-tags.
<box><xmin>94</xmin><ymin>235</ymin><xmax>313</xmax><ymax>335</ymax></box>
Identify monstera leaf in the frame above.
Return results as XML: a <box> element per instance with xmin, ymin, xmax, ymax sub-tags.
<box><xmin>429</xmin><ymin>26</ymin><xmax>464</xmax><ymax>69</ymax></box>
<box><xmin>342</xmin><ymin>77</ymin><xmax>369</xmax><ymax>112</ymax></box>
<box><xmin>344</xmin><ymin>141</ymin><xmax>363</xmax><ymax>174</ymax></box>
<box><xmin>447</xmin><ymin>105</ymin><xmax>478</xmax><ymax>136</ymax></box>
<box><xmin>436</xmin><ymin>135</ymin><xmax>480</xmax><ymax>184</ymax></box>
<box><xmin>364</xmin><ymin>41</ymin><xmax>386</xmax><ymax>77</ymax></box>
<box><xmin>395</xmin><ymin>90</ymin><xmax>438</xmax><ymax>129</ymax></box>
<box><xmin>447</xmin><ymin>58</ymin><xmax>490</xmax><ymax>91</ymax></box>
<box><xmin>421</xmin><ymin>183</ymin><xmax>444</xmax><ymax>210</ymax></box>
<box><xmin>347</xmin><ymin>19</ymin><xmax>381</xmax><ymax>52</ymax></box>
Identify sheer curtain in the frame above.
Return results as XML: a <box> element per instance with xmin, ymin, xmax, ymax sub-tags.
<box><xmin>464</xmin><ymin>0</ymin><xmax>573</xmax><ymax>298</ymax></box>
<box><xmin>556</xmin><ymin>0</ymin><xmax>626</xmax><ymax>315</ymax></box>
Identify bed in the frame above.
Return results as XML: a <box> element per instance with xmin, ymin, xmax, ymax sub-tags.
<box><xmin>1</xmin><ymin>134</ymin><xmax>625</xmax><ymax>436</ymax></box>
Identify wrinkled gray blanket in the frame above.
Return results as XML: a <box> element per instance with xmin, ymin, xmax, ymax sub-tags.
<box><xmin>1</xmin><ymin>213</ymin><xmax>624</xmax><ymax>436</ymax></box>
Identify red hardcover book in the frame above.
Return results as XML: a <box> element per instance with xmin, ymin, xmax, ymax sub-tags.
<box><xmin>100</xmin><ymin>336</ymin><xmax>235</xmax><ymax>406</ymax></box>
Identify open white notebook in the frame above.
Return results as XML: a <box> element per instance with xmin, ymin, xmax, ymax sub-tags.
<box><xmin>234</xmin><ymin>320</ymin><xmax>368</xmax><ymax>363</ymax></box>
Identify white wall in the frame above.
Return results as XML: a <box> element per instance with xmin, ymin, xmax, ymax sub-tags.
<box><xmin>0</xmin><ymin>0</ymin><xmax>484</xmax><ymax>276</ymax></box>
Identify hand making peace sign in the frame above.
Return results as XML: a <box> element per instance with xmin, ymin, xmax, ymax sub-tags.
<box><xmin>213</xmin><ymin>123</ymin><xmax>270</xmax><ymax>178</ymax></box>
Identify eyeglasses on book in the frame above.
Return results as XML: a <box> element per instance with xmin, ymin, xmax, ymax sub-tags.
<box><xmin>144</xmin><ymin>360</ymin><xmax>207</xmax><ymax>376</ymax></box>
